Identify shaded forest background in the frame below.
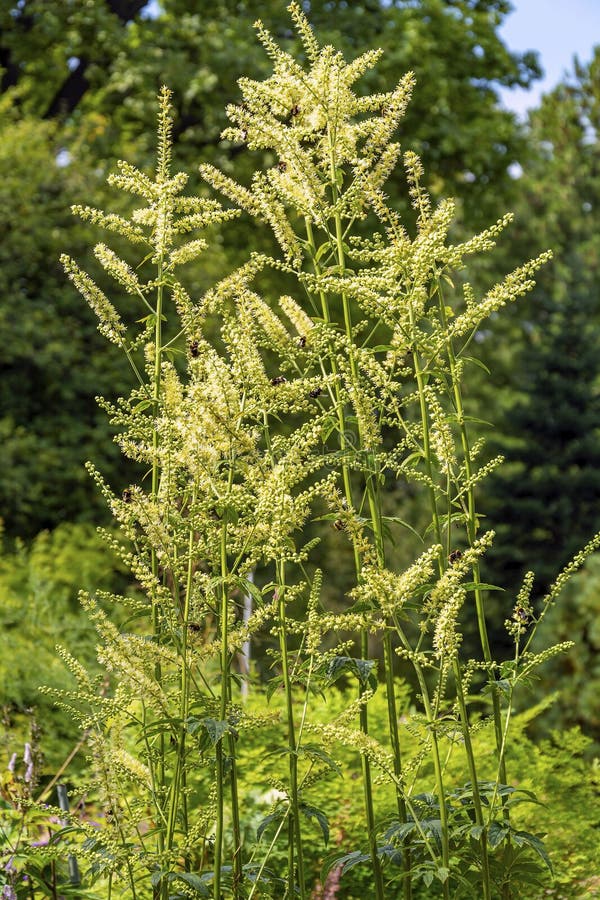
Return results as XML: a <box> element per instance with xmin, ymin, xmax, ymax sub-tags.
<box><xmin>1</xmin><ymin>0</ymin><xmax>599</xmax><ymax>763</ymax></box>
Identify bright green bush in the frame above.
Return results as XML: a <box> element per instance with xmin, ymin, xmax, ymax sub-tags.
<box><xmin>0</xmin><ymin>523</ymin><xmax>126</xmax><ymax>767</ymax></box>
<box><xmin>234</xmin><ymin>687</ymin><xmax>600</xmax><ymax>899</ymax></box>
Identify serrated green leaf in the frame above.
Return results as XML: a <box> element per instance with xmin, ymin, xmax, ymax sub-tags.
<box><xmin>488</xmin><ymin>820</ymin><xmax>510</xmax><ymax>849</ymax></box>
<box><xmin>384</xmin><ymin>820</ymin><xmax>416</xmax><ymax>842</ymax></box>
<box><xmin>448</xmin><ymin>413</ymin><xmax>494</xmax><ymax>427</ymax></box>
<box><xmin>398</xmin><ymin>450</ymin><xmax>425</xmax><ymax>470</ymax></box>
<box><xmin>511</xmin><ymin>830</ymin><xmax>553</xmax><ymax>873</ymax></box>
<box><xmin>422</xmin><ymin>818</ymin><xmax>443</xmax><ymax>852</ymax></box>
<box><xmin>300</xmin><ymin>803</ymin><xmax>329</xmax><ymax>845</ymax></box>
<box><xmin>300</xmin><ymin>743</ymin><xmax>342</xmax><ymax>777</ymax></box>
<box><xmin>202</xmin><ymin>717</ymin><xmax>231</xmax><ymax>746</ymax></box>
<box><xmin>481</xmin><ymin>678</ymin><xmax>512</xmax><ymax>698</ymax></box>
<box><xmin>185</xmin><ymin>716</ymin><xmax>203</xmax><ymax>736</ymax></box>
<box><xmin>321</xmin><ymin>850</ymin><xmax>371</xmax><ymax>882</ymax></box>
<box><xmin>257</xmin><ymin>808</ymin><xmax>286</xmax><ymax>842</ymax></box>
<box><xmin>314</xmin><ymin>242</ymin><xmax>334</xmax><ymax>263</ymax></box>
<box><xmin>170</xmin><ymin>872</ymin><xmax>210</xmax><ymax>896</ymax></box>
<box><xmin>266</xmin><ymin>676</ymin><xmax>283</xmax><ymax>701</ymax></box>
<box><xmin>325</xmin><ymin>656</ymin><xmax>378</xmax><ymax>690</ymax></box>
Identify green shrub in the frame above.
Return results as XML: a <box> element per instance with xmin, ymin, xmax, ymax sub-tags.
<box><xmin>0</xmin><ymin>523</ymin><xmax>126</xmax><ymax>767</ymax></box>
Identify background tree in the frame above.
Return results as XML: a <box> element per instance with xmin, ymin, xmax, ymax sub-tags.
<box><xmin>0</xmin><ymin>110</ymin><xmax>133</xmax><ymax>535</ymax></box>
<box><xmin>481</xmin><ymin>48</ymin><xmax>600</xmax><ymax>606</ymax></box>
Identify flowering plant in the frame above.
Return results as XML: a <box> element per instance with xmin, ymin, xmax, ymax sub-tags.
<box><xmin>5</xmin><ymin>5</ymin><xmax>597</xmax><ymax>899</ymax></box>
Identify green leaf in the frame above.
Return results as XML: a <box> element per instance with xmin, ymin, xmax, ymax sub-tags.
<box><xmin>384</xmin><ymin>820</ymin><xmax>416</xmax><ymax>842</ymax></box>
<box><xmin>448</xmin><ymin>413</ymin><xmax>495</xmax><ymax>427</ymax></box>
<box><xmin>257</xmin><ymin>808</ymin><xmax>286</xmax><ymax>842</ymax></box>
<box><xmin>382</xmin><ymin>516</ymin><xmax>424</xmax><ymax>543</ymax></box>
<box><xmin>170</xmin><ymin>872</ymin><xmax>211</xmax><ymax>896</ymax></box>
<box><xmin>314</xmin><ymin>241</ymin><xmax>334</xmax><ymax>263</ymax></box>
<box><xmin>266</xmin><ymin>674</ymin><xmax>286</xmax><ymax>701</ymax></box>
<box><xmin>151</xmin><ymin>868</ymin><xmax>164</xmax><ymax>888</ymax></box>
<box><xmin>421</xmin><ymin>818</ymin><xmax>443</xmax><ymax>852</ymax></box>
<box><xmin>325</xmin><ymin>656</ymin><xmax>378</xmax><ymax>690</ymax></box>
<box><xmin>132</xmin><ymin>398</ymin><xmax>153</xmax><ymax>413</ymax></box>
<box><xmin>511</xmin><ymin>830</ymin><xmax>553</xmax><ymax>874</ymax></box>
<box><xmin>215</xmin><ymin>502</ymin><xmax>239</xmax><ymax>525</ymax></box>
<box><xmin>321</xmin><ymin>849</ymin><xmax>371</xmax><ymax>882</ymax></box>
<box><xmin>423</xmin><ymin>512</ymin><xmax>466</xmax><ymax>538</ymax></box>
<box><xmin>462</xmin><ymin>355</ymin><xmax>492</xmax><ymax>375</ymax></box>
<box><xmin>231</xmin><ymin>574</ymin><xmax>263</xmax><ymax>605</ymax></box>
<box><xmin>461</xmin><ymin>582</ymin><xmax>505</xmax><ymax>592</ymax></box>
<box><xmin>242</xmin><ymin>863</ymin><xmax>288</xmax><ymax>890</ymax></box>
<box><xmin>300</xmin><ymin>803</ymin><xmax>329</xmax><ymax>845</ymax></box>
<box><xmin>300</xmin><ymin>743</ymin><xmax>342</xmax><ymax>777</ymax></box>
<box><xmin>488</xmin><ymin>820</ymin><xmax>510</xmax><ymax>849</ymax></box>
<box><xmin>185</xmin><ymin>716</ymin><xmax>203</xmax><ymax>736</ymax></box>
<box><xmin>398</xmin><ymin>450</ymin><xmax>425</xmax><ymax>470</ymax></box>
<box><xmin>202</xmin><ymin>717</ymin><xmax>231</xmax><ymax>746</ymax></box>
<box><xmin>481</xmin><ymin>678</ymin><xmax>512</xmax><ymax>698</ymax></box>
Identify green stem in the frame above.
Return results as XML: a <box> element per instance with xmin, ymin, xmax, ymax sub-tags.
<box><xmin>214</xmin><ymin>519</ymin><xmax>229</xmax><ymax>900</ymax></box>
<box><xmin>248</xmin><ymin>809</ymin><xmax>291</xmax><ymax>900</ymax></box>
<box><xmin>229</xmin><ymin>731</ymin><xmax>243</xmax><ymax>897</ymax></box>
<box><xmin>452</xmin><ymin>659</ymin><xmax>492</xmax><ymax>899</ymax></box>
<box><xmin>150</xmin><ymin>254</ymin><xmax>167</xmax><ymax>900</ymax></box>
<box><xmin>437</xmin><ymin>295</ymin><xmax>508</xmax><ymax>788</ymax></box>
<box><xmin>304</xmin><ymin>214</ymin><xmax>385</xmax><ymax>900</ymax></box>
<box><xmin>433</xmin><ymin>292</ymin><xmax>498</xmax><ymax>896</ymax></box>
<box><xmin>413</xmin><ymin>667</ymin><xmax>451</xmax><ymax>900</ymax></box>
<box><xmin>408</xmin><ymin>317</ymin><xmax>452</xmax><ymax>897</ymax></box>
<box><xmin>214</xmin><ymin>494</ymin><xmax>243</xmax><ymax>898</ymax></box>
<box><xmin>165</xmin><ymin>523</ymin><xmax>195</xmax><ymax>857</ymax></box>
<box><xmin>277</xmin><ymin>561</ymin><xmax>306</xmax><ymax>899</ymax></box>
<box><xmin>328</xmin><ymin>140</ymin><xmax>413</xmax><ymax>896</ymax></box>
<box><xmin>261</xmin><ymin>406</ymin><xmax>305</xmax><ymax>898</ymax></box>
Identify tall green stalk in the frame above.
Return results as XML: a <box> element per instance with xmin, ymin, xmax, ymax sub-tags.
<box><xmin>438</xmin><ymin>293</ymin><xmax>507</xmax><ymax>778</ymax></box>
<box><xmin>150</xmin><ymin>253</ymin><xmax>168</xmax><ymax>900</ymax></box>
<box><xmin>407</xmin><ymin>291</ymin><xmax>492</xmax><ymax>897</ymax></box>
<box><xmin>165</xmin><ymin>521</ymin><xmax>195</xmax><ymax>859</ymax></box>
<box><xmin>327</xmin><ymin>132</ymin><xmax>413</xmax><ymax>896</ymax></box>
<box><xmin>304</xmin><ymin>218</ymin><xmax>385</xmax><ymax>900</ymax></box>
<box><xmin>260</xmin><ymin>404</ymin><xmax>306</xmax><ymax>897</ymax></box>
<box><xmin>214</xmin><ymin>519</ymin><xmax>229</xmax><ymax>900</ymax></box>
<box><xmin>277</xmin><ymin>561</ymin><xmax>307</xmax><ymax>899</ymax></box>
<box><xmin>437</xmin><ymin>290</ymin><xmax>505</xmax><ymax>896</ymax></box>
